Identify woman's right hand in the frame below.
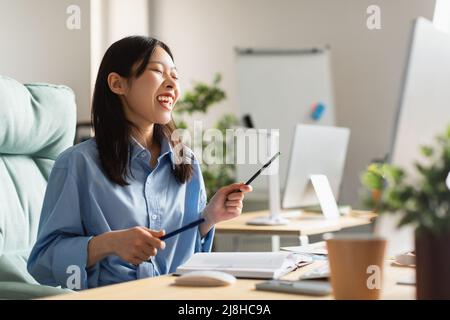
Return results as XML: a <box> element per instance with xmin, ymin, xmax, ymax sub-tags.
<box><xmin>110</xmin><ymin>227</ymin><xmax>166</xmax><ymax>265</ymax></box>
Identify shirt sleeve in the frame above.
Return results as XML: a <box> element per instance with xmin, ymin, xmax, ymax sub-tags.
<box><xmin>196</xmin><ymin>224</ymin><xmax>214</xmax><ymax>252</ymax></box>
<box><xmin>27</xmin><ymin>166</ymin><xmax>100</xmax><ymax>290</ymax></box>
<box><xmin>194</xmin><ymin>166</ymin><xmax>215</xmax><ymax>253</ymax></box>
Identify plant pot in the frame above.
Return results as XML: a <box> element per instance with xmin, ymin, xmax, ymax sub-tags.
<box><xmin>371</xmin><ymin>189</ymin><xmax>381</xmax><ymax>213</ymax></box>
<box><xmin>415</xmin><ymin>230</ymin><xmax>450</xmax><ymax>299</ymax></box>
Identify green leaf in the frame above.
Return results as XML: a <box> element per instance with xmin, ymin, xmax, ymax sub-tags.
<box><xmin>361</xmin><ymin>171</ymin><xmax>383</xmax><ymax>190</ymax></box>
<box><xmin>420</xmin><ymin>145</ymin><xmax>434</xmax><ymax>157</ymax></box>
<box><xmin>175</xmin><ymin>74</ymin><xmax>227</xmax><ymax>115</ymax></box>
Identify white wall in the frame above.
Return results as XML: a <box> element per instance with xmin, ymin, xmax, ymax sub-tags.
<box><xmin>90</xmin><ymin>0</ymin><xmax>150</xmax><ymax>91</ymax></box>
<box><xmin>434</xmin><ymin>0</ymin><xmax>450</xmax><ymax>32</ymax></box>
<box><xmin>0</xmin><ymin>0</ymin><xmax>91</xmax><ymax>122</ymax></box>
<box><xmin>150</xmin><ymin>0</ymin><xmax>436</xmax><ymax>206</ymax></box>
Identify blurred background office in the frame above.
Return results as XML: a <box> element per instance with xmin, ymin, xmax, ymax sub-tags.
<box><xmin>1</xmin><ymin>0</ymin><xmax>445</xmax><ymax>203</ymax></box>
<box><xmin>0</xmin><ymin>0</ymin><xmax>450</xmax><ymax>300</ymax></box>
<box><xmin>1</xmin><ymin>0</ymin><xmax>448</xmax><ymax>250</ymax></box>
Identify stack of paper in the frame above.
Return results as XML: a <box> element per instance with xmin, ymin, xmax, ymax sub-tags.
<box><xmin>175</xmin><ymin>252</ymin><xmax>312</xmax><ymax>279</ymax></box>
<box><xmin>281</xmin><ymin>241</ymin><xmax>328</xmax><ymax>256</ymax></box>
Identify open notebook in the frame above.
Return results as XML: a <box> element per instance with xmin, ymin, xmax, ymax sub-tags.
<box><xmin>174</xmin><ymin>252</ymin><xmax>313</xmax><ymax>279</ymax></box>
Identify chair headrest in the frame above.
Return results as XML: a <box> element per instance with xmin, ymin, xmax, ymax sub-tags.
<box><xmin>0</xmin><ymin>75</ymin><xmax>77</xmax><ymax>159</ymax></box>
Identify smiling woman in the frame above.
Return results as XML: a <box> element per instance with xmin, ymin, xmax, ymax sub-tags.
<box><xmin>93</xmin><ymin>37</ymin><xmax>187</xmax><ymax>184</ymax></box>
<box><xmin>26</xmin><ymin>35</ymin><xmax>252</xmax><ymax>290</ymax></box>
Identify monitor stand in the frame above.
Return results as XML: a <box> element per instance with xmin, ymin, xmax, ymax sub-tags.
<box><xmin>247</xmin><ymin>164</ymin><xmax>289</xmax><ymax>225</ymax></box>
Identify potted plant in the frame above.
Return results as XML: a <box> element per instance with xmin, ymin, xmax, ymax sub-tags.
<box><xmin>360</xmin><ymin>125</ymin><xmax>450</xmax><ymax>299</ymax></box>
<box><xmin>173</xmin><ymin>73</ymin><xmax>238</xmax><ymax>200</ymax></box>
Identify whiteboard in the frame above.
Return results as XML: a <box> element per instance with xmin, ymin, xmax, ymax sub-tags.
<box><xmin>390</xmin><ymin>18</ymin><xmax>450</xmax><ymax>177</ymax></box>
<box><xmin>235</xmin><ymin>48</ymin><xmax>336</xmax><ymax>199</ymax></box>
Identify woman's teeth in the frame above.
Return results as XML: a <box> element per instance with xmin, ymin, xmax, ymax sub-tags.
<box><xmin>157</xmin><ymin>95</ymin><xmax>174</xmax><ymax>110</ymax></box>
<box><xmin>157</xmin><ymin>95</ymin><xmax>173</xmax><ymax>104</ymax></box>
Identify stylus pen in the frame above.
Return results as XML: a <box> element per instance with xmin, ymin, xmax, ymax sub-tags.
<box><xmin>243</xmin><ymin>151</ymin><xmax>281</xmax><ymax>186</ymax></box>
<box><xmin>146</xmin><ymin>218</ymin><xmax>206</xmax><ymax>261</ymax></box>
<box><xmin>149</xmin><ymin>151</ymin><xmax>281</xmax><ymax>247</ymax></box>
<box><xmin>159</xmin><ymin>217</ymin><xmax>206</xmax><ymax>241</ymax></box>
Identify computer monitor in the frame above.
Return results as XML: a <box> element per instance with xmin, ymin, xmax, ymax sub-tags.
<box><xmin>389</xmin><ymin>18</ymin><xmax>450</xmax><ymax>176</ymax></box>
<box><xmin>376</xmin><ymin>18</ymin><xmax>450</xmax><ymax>258</ymax></box>
<box><xmin>282</xmin><ymin>124</ymin><xmax>350</xmax><ymax>209</ymax></box>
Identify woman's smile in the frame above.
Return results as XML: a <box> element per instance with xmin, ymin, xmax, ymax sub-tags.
<box><xmin>156</xmin><ymin>93</ymin><xmax>175</xmax><ymax>111</ymax></box>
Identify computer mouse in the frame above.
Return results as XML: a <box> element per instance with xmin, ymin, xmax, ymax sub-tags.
<box><xmin>174</xmin><ymin>271</ymin><xmax>237</xmax><ymax>287</ymax></box>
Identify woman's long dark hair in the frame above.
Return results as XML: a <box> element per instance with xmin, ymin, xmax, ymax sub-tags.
<box><xmin>91</xmin><ymin>36</ymin><xmax>193</xmax><ymax>186</ymax></box>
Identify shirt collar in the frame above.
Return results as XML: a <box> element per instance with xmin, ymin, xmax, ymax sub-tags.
<box><xmin>130</xmin><ymin>135</ymin><xmax>176</xmax><ymax>170</ymax></box>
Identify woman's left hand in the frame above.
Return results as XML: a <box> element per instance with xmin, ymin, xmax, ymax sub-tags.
<box><xmin>202</xmin><ymin>182</ymin><xmax>253</xmax><ymax>226</ymax></box>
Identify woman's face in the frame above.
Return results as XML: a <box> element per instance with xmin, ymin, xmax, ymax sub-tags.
<box><xmin>119</xmin><ymin>46</ymin><xmax>180</xmax><ymax>127</ymax></box>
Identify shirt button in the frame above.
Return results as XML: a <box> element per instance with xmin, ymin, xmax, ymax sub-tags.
<box><xmin>151</xmin><ymin>214</ymin><xmax>157</xmax><ymax>220</ymax></box>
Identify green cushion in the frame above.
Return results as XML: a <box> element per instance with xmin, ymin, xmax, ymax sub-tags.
<box><xmin>0</xmin><ymin>75</ymin><xmax>76</xmax><ymax>299</ymax></box>
<box><xmin>0</xmin><ymin>282</ymin><xmax>72</xmax><ymax>300</ymax></box>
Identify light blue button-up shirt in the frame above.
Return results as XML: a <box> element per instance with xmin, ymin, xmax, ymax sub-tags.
<box><xmin>27</xmin><ymin>137</ymin><xmax>214</xmax><ymax>289</ymax></box>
